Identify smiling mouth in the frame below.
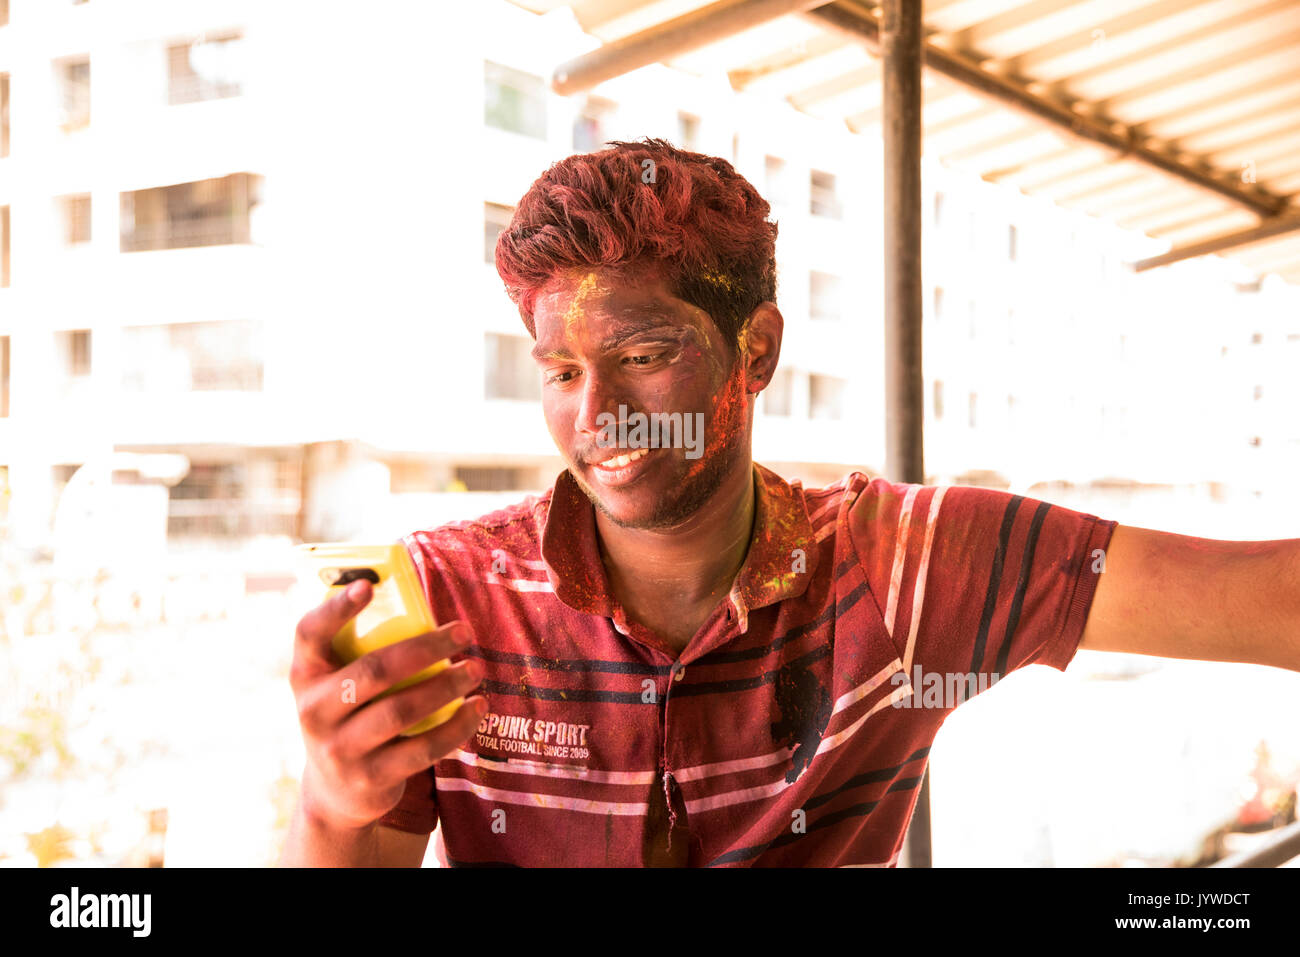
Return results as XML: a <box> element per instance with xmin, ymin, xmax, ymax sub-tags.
<box><xmin>592</xmin><ymin>447</ymin><xmax>651</xmax><ymax>469</ymax></box>
<box><xmin>584</xmin><ymin>446</ymin><xmax>663</xmax><ymax>486</ymax></box>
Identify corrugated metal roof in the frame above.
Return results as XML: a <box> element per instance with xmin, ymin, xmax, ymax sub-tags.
<box><xmin>506</xmin><ymin>0</ymin><xmax>1300</xmax><ymax>285</ymax></box>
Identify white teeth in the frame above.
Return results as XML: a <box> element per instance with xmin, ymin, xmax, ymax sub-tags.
<box><xmin>597</xmin><ymin>448</ymin><xmax>649</xmax><ymax>468</ymax></box>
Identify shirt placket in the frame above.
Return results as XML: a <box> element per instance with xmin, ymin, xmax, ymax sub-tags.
<box><xmin>658</xmin><ymin>597</ymin><xmax>745</xmax><ymax>863</ymax></box>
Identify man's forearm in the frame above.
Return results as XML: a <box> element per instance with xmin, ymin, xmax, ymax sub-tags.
<box><xmin>279</xmin><ymin>798</ymin><xmax>381</xmax><ymax>867</ymax></box>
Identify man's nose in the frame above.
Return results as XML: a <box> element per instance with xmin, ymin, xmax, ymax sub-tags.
<box><xmin>573</xmin><ymin>371</ymin><xmax>625</xmax><ymax>439</ymax></box>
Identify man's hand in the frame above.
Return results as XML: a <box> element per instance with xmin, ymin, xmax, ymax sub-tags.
<box><xmin>289</xmin><ymin>578</ymin><xmax>488</xmax><ymax>832</ymax></box>
<box><xmin>1080</xmin><ymin>524</ymin><xmax>1300</xmax><ymax>672</ymax></box>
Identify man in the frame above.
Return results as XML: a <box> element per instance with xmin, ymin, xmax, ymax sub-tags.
<box><xmin>280</xmin><ymin>138</ymin><xmax>1300</xmax><ymax>867</ymax></box>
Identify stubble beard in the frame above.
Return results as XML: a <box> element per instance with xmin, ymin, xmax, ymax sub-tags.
<box><xmin>571</xmin><ymin>431</ymin><xmax>745</xmax><ymax>531</ymax></box>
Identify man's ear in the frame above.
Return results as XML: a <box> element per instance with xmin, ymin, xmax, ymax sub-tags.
<box><xmin>740</xmin><ymin>303</ymin><xmax>784</xmax><ymax>394</ymax></box>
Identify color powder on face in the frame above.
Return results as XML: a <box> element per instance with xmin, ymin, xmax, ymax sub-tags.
<box><xmin>561</xmin><ymin>271</ymin><xmax>601</xmax><ymax>339</ymax></box>
<box><xmin>682</xmin><ymin>360</ymin><xmax>749</xmax><ymax>485</ymax></box>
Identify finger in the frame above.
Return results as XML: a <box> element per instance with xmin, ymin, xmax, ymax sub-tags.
<box><xmin>290</xmin><ymin>579</ymin><xmax>373</xmax><ymax>689</ymax></box>
<box><xmin>335</xmin><ymin>658</ymin><xmax>484</xmax><ymax>756</ymax></box>
<box><xmin>301</xmin><ymin>620</ymin><xmax>476</xmax><ymax>728</ymax></box>
<box><xmin>365</xmin><ymin>696</ymin><xmax>489</xmax><ymax>784</ymax></box>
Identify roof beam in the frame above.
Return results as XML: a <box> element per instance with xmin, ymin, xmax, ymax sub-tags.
<box><xmin>550</xmin><ymin>0</ymin><xmax>833</xmax><ymax>95</ymax></box>
<box><xmin>1130</xmin><ymin>212</ymin><xmax>1300</xmax><ymax>271</ymax></box>
<box><xmin>804</xmin><ymin>1</ymin><xmax>1289</xmax><ymax>217</ymax></box>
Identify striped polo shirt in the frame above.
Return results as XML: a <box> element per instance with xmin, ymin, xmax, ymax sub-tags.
<box><xmin>378</xmin><ymin>463</ymin><xmax>1116</xmax><ymax>866</ymax></box>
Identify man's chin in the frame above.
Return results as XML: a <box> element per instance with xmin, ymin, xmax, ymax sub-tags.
<box><xmin>569</xmin><ymin>456</ymin><xmax>732</xmax><ymax>531</ymax></box>
<box><xmin>570</xmin><ymin>468</ymin><xmax>665</xmax><ymax>529</ymax></box>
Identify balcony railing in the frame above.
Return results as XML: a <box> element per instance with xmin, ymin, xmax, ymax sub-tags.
<box><xmin>121</xmin><ymin>217</ymin><xmax>250</xmax><ymax>252</ymax></box>
<box><xmin>168</xmin><ymin>75</ymin><xmax>241</xmax><ymax>106</ymax></box>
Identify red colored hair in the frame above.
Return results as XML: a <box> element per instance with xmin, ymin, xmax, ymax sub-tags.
<box><xmin>494</xmin><ymin>137</ymin><xmax>779</xmax><ymax>355</ymax></box>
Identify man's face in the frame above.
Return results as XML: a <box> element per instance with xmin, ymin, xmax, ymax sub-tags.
<box><xmin>531</xmin><ymin>268</ymin><xmax>752</xmax><ymax>530</ymax></box>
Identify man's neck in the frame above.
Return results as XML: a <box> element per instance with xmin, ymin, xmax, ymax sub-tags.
<box><xmin>594</xmin><ymin>459</ymin><xmax>757</xmax><ymax>610</ymax></box>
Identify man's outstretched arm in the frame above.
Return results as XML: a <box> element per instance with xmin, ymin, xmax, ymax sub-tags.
<box><xmin>1079</xmin><ymin>524</ymin><xmax>1300</xmax><ymax>672</ymax></box>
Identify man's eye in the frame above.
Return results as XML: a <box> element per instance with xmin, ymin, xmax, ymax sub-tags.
<box><xmin>546</xmin><ymin>370</ymin><xmax>579</xmax><ymax>385</ymax></box>
<box><xmin>625</xmin><ymin>353</ymin><xmax>663</xmax><ymax>367</ymax></box>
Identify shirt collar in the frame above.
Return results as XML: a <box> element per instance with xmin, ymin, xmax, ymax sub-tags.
<box><xmin>540</xmin><ymin>463</ymin><xmax>820</xmax><ymax>633</ymax></box>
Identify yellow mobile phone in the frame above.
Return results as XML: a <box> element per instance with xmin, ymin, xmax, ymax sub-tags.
<box><xmin>294</xmin><ymin>542</ymin><xmax>463</xmax><ymax>736</ymax></box>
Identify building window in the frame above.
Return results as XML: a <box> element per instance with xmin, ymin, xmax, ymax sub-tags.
<box><xmin>933</xmin><ymin>191</ymin><xmax>944</xmax><ymax>226</ymax></box>
<box><xmin>484</xmin><ymin>61</ymin><xmax>546</xmax><ymax>139</ymax></box>
<box><xmin>1</xmin><ymin>205</ymin><xmax>8</xmax><ymax>287</ymax></box>
<box><xmin>168</xmin><ymin>453</ymin><xmax>304</xmax><ymax>539</ymax></box>
<box><xmin>168</xmin><ymin>33</ymin><xmax>244</xmax><ymax>105</ymax></box>
<box><xmin>60</xmin><ymin>194</ymin><xmax>92</xmax><ymax>246</ymax></box>
<box><xmin>120</xmin><ymin>173</ymin><xmax>261</xmax><ymax>252</ymax></box>
<box><xmin>484</xmin><ymin>202</ymin><xmax>513</xmax><ymax>264</ymax></box>
<box><xmin>57</xmin><ymin>56</ymin><xmax>91</xmax><ymax>130</ymax></box>
<box><xmin>70</xmin><ymin>330</ymin><xmax>91</xmax><ymax>376</ymax></box>
<box><xmin>485</xmin><ymin>332</ymin><xmax>540</xmax><ymax>400</ymax></box>
<box><xmin>968</xmin><ymin>392</ymin><xmax>977</xmax><ymax>428</ymax></box>
<box><xmin>967</xmin><ymin>300</ymin><xmax>977</xmax><ymax>340</ymax></box>
<box><xmin>0</xmin><ymin>335</ymin><xmax>9</xmax><ymax>418</ymax></box>
<box><xmin>573</xmin><ymin>95</ymin><xmax>615</xmax><ymax>152</ymax></box>
<box><xmin>932</xmin><ymin>287</ymin><xmax>944</xmax><ymax>322</ymax></box>
<box><xmin>1253</xmin><ymin>384</ymin><xmax>1263</xmax><ymax>401</ymax></box>
<box><xmin>167</xmin><ymin>461</ymin><xmax>298</xmax><ymax>538</ymax></box>
<box><xmin>731</xmin><ymin>132</ymin><xmax>740</xmax><ymax>163</ymax></box>
<box><xmin>809</xmin><ymin>271</ymin><xmax>842</xmax><ymax>321</ymax></box>
<box><xmin>762</xmin><ymin>367</ymin><xmax>793</xmax><ymax>416</ymax></box>
<box><xmin>933</xmin><ymin>379</ymin><xmax>944</xmax><ymax>420</ymax></box>
<box><xmin>57</xmin><ymin>329</ymin><xmax>92</xmax><ymax>377</ymax></box>
<box><xmin>764</xmin><ymin>155</ymin><xmax>790</xmax><ymax>206</ymax></box>
<box><xmin>1007</xmin><ymin>224</ymin><xmax>1017</xmax><ymax>261</ymax></box>
<box><xmin>121</xmin><ymin>320</ymin><xmax>264</xmax><ymax>392</ymax></box>
<box><xmin>454</xmin><ymin>466</ymin><xmax>531</xmax><ymax>492</ymax></box>
<box><xmin>809</xmin><ymin>374</ymin><xmax>844</xmax><ymax>420</ymax></box>
<box><xmin>1251</xmin><ymin>332</ymin><xmax>1263</xmax><ymax>345</ymax></box>
<box><xmin>1</xmin><ymin>73</ymin><xmax>9</xmax><ymax>158</ymax></box>
<box><xmin>677</xmin><ymin>111</ymin><xmax>699</xmax><ymax>151</ymax></box>
<box><xmin>0</xmin><ymin>1</ymin><xmax>8</xmax><ymax>28</ymax></box>
<box><xmin>810</xmin><ymin>169</ymin><xmax>841</xmax><ymax>218</ymax></box>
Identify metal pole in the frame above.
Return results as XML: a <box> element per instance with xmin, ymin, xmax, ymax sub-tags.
<box><xmin>882</xmin><ymin>0</ymin><xmax>930</xmax><ymax>869</ymax></box>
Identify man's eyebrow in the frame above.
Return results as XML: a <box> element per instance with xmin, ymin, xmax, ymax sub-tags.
<box><xmin>530</xmin><ymin>320</ymin><xmax>686</xmax><ymax>361</ymax></box>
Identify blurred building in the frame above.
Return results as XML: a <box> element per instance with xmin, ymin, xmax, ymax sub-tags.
<box><xmin>0</xmin><ymin>0</ymin><xmax>1297</xmax><ymax>558</ymax></box>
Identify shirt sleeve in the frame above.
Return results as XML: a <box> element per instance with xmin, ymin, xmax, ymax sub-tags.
<box><xmin>847</xmin><ymin>477</ymin><xmax>1117</xmax><ymax>703</ymax></box>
